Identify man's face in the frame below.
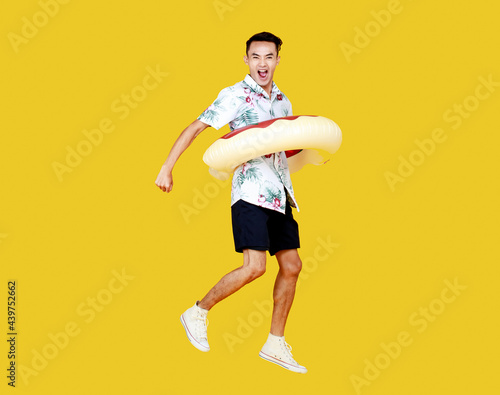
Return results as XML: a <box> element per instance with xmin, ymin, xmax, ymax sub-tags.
<box><xmin>244</xmin><ymin>41</ymin><xmax>280</xmax><ymax>93</ymax></box>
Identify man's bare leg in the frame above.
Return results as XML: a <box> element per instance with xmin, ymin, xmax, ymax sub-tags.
<box><xmin>259</xmin><ymin>248</ymin><xmax>306</xmax><ymax>373</ymax></box>
<box><xmin>270</xmin><ymin>249</ymin><xmax>302</xmax><ymax>336</ymax></box>
<box><xmin>198</xmin><ymin>249</ymin><xmax>266</xmax><ymax>310</ymax></box>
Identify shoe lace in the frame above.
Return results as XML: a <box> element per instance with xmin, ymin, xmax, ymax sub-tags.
<box><xmin>195</xmin><ymin>311</ymin><xmax>209</xmax><ymax>340</ymax></box>
<box><xmin>280</xmin><ymin>340</ymin><xmax>297</xmax><ymax>363</ymax></box>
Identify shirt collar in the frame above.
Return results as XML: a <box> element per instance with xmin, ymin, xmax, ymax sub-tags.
<box><xmin>243</xmin><ymin>74</ymin><xmax>280</xmax><ymax>101</ymax></box>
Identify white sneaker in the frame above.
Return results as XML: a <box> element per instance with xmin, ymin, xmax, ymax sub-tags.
<box><xmin>259</xmin><ymin>333</ymin><xmax>307</xmax><ymax>373</ymax></box>
<box><xmin>180</xmin><ymin>301</ymin><xmax>210</xmax><ymax>352</ymax></box>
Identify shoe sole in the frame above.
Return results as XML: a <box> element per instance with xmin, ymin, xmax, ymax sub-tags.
<box><xmin>180</xmin><ymin>314</ymin><xmax>210</xmax><ymax>352</ymax></box>
<box><xmin>259</xmin><ymin>351</ymin><xmax>307</xmax><ymax>374</ymax></box>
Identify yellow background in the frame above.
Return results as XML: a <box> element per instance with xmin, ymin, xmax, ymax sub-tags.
<box><xmin>1</xmin><ymin>0</ymin><xmax>499</xmax><ymax>394</ymax></box>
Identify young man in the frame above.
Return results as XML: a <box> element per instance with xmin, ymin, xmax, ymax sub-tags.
<box><xmin>155</xmin><ymin>32</ymin><xmax>307</xmax><ymax>374</ymax></box>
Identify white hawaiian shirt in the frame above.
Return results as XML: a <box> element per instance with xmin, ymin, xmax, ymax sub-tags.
<box><xmin>198</xmin><ymin>74</ymin><xmax>299</xmax><ymax>214</ymax></box>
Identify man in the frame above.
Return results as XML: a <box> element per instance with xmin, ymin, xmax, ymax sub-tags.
<box><xmin>155</xmin><ymin>32</ymin><xmax>307</xmax><ymax>374</ymax></box>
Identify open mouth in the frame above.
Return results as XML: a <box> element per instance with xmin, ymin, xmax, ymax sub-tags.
<box><xmin>258</xmin><ymin>70</ymin><xmax>268</xmax><ymax>80</ymax></box>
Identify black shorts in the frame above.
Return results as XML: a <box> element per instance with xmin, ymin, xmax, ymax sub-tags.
<box><xmin>231</xmin><ymin>199</ymin><xmax>300</xmax><ymax>256</ymax></box>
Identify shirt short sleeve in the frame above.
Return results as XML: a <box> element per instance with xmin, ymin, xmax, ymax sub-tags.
<box><xmin>197</xmin><ymin>86</ymin><xmax>240</xmax><ymax>130</ymax></box>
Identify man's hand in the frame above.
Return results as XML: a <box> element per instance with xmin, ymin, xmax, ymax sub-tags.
<box><xmin>155</xmin><ymin>166</ymin><xmax>173</xmax><ymax>193</ymax></box>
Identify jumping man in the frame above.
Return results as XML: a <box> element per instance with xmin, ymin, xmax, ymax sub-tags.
<box><xmin>155</xmin><ymin>32</ymin><xmax>307</xmax><ymax>373</ymax></box>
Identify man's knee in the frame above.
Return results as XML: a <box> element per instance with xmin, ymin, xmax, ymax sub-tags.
<box><xmin>243</xmin><ymin>250</ymin><xmax>266</xmax><ymax>280</ymax></box>
<box><xmin>247</xmin><ymin>263</ymin><xmax>266</xmax><ymax>280</ymax></box>
<box><xmin>283</xmin><ymin>257</ymin><xmax>302</xmax><ymax>278</ymax></box>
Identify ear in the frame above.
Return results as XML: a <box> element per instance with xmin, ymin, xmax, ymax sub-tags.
<box><xmin>244</xmin><ymin>55</ymin><xmax>249</xmax><ymax>65</ymax></box>
<box><xmin>277</xmin><ymin>55</ymin><xmax>281</xmax><ymax>65</ymax></box>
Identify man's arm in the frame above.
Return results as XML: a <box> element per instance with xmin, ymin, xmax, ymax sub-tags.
<box><xmin>155</xmin><ymin>119</ymin><xmax>210</xmax><ymax>193</ymax></box>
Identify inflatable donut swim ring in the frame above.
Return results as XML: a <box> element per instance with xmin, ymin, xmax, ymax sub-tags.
<box><xmin>203</xmin><ymin>115</ymin><xmax>342</xmax><ymax>180</ymax></box>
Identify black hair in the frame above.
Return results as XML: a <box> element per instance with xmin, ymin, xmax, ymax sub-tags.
<box><xmin>246</xmin><ymin>32</ymin><xmax>283</xmax><ymax>55</ymax></box>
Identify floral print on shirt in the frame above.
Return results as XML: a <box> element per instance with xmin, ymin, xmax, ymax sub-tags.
<box><xmin>198</xmin><ymin>74</ymin><xmax>298</xmax><ymax>214</ymax></box>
